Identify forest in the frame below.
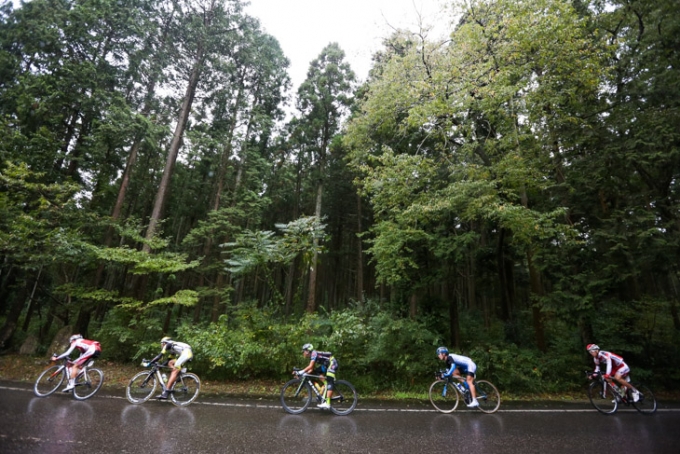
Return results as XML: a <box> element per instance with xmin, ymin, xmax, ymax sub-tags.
<box><xmin>1</xmin><ymin>0</ymin><xmax>679</xmax><ymax>394</ymax></box>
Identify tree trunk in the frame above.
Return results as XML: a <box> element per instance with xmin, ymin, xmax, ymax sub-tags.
<box><xmin>21</xmin><ymin>266</ymin><xmax>43</xmax><ymax>332</ymax></box>
<box><xmin>444</xmin><ymin>278</ymin><xmax>460</xmax><ymax>348</ymax></box>
<box><xmin>0</xmin><ymin>277</ymin><xmax>29</xmax><ymax>349</ymax></box>
<box><xmin>497</xmin><ymin>228</ymin><xmax>514</xmax><ymax>321</ymax></box>
<box><xmin>144</xmin><ymin>46</ymin><xmax>205</xmax><ymax>250</ymax></box>
<box><xmin>409</xmin><ymin>293</ymin><xmax>418</xmax><ymax>319</ymax></box>
<box><xmin>211</xmin><ymin>273</ymin><xmax>225</xmax><ymax>323</ymax></box>
<box><xmin>306</xmin><ymin>180</ymin><xmax>323</xmax><ymax>313</ymax></box>
<box><xmin>527</xmin><ymin>249</ymin><xmax>547</xmax><ymax>352</ymax></box>
<box><xmin>356</xmin><ymin>194</ymin><xmax>364</xmax><ymax>305</ymax></box>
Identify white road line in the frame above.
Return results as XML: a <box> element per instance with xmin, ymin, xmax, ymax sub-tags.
<box><xmin>3</xmin><ymin>385</ymin><xmax>678</xmax><ymax>413</ymax></box>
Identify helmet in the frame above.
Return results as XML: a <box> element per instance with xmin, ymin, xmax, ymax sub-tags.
<box><xmin>436</xmin><ymin>346</ymin><xmax>449</xmax><ymax>356</ymax></box>
<box><xmin>301</xmin><ymin>343</ymin><xmax>313</xmax><ymax>352</ymax></box>
<box><xmin>586</xmin><ymin>344</ymin><xmax>600</xmax><ymax>352</ymax></box>
<box><xmin>69</xmin><ymin>334</ymin><xmax>83</xmax><ymax>343</ymax></box>
<box><xmin>161</xmin><ymin>336</ymin><xmax>172</xmax><ymax>345</ymax></box>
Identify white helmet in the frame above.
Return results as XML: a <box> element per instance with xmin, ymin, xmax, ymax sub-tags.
<box><xmin>69</xmin><ymin>334</ymin><xmax>83</xmax><ymax>343</ymax></box>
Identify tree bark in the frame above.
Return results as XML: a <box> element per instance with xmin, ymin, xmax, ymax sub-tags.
<box><xmin>306</xmin><ymin>180</ymin><xmax>323</xmax><ymax>313</ymax></box>
<box><xmin>0</xmin><ymin>277</ymin><xmax>28</xmax><ymax>349</ymax></box>
<box><xmin>356</xmin><ymin>194</ymin><xmax>364</xmax><ymax>305</ymax></box>
<box><xmin>144</xmin><ymin>45</ymin><xmax>205</xmax><ymax>251</ymax></box>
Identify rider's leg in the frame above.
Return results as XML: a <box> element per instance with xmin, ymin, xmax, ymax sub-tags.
<box><xmin>466</xmin><ymin>374</ymin><xmax>477</xmax><ymax>400</ymax></box>
<box><xmin>326</xmin><ymin>378</ymin><xmax>334</xmax><ymax>403</ymax></box>
<box><xmin>614</xmin><ymin>372</ymin><xmax>636</xmax><ymax>392</ymax></box>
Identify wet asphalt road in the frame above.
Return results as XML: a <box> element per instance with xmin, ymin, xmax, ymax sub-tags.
<box><xmin>1</xmin><ymin>382</ymin><xmax>679</xmax><ymax>453</ymax></box>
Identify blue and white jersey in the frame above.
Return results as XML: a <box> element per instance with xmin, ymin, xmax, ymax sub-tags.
<box><xmin>444</xmin><ymin>353</ymin><xmax>477</xmax><ymax>375</ymax></box>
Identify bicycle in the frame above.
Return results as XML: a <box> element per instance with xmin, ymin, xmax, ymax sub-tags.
<box><xmin>126</xmin><ymin>359</ymin><xmax>201</xmax><ymax>407</ymax></box>
<box><xmin>585</xmin><ymin>371</ymin><xmax>656</xmax><ymax>415</ymax></box>
<box><xmin>429</xmin><ymin>370</ymin><xmax>501</xmax><ymax>414</ymax></box>
<box><xmin>34</xmin><ymin>357</ymin><xmax>104</xmax><ymax>400</ymax></box>
<box><xmin>280</xmin><ymin>368</ymin><xmax>358</xmax><ymax>415</ymax></box>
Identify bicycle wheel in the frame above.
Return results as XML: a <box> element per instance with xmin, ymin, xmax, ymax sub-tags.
<box><xmin>429</xmin><ymin>380</ymin><xmax>460</xmax><ymax>413</ymax></box>
<box><xmin>474</xmin><ymin>380</ymin><xmax>501</xmax><ymax>414</ymax></box>
<box><xmin>72</xmin><ymin>368</ymin><xmax>104</xmax><ymax>400</ymax></box>
<box><xmin>171</xmin><ymin>373</ymin><xmax>201</xmax><ymax>407</ymax></box>
<box><xmin>34</xmin><ymin>366</ymin><xmax>65</xmax><ymax>397</ymax></box>
<box><xmin>588</xmin><ymin>380</ymin><xmax>618</xmax><ymax>414</ymax></box>
<box><xmin>632</xmin><ymin>384</ymin><xmax>657</xmax><ymax>414</ymax></box>
<box><xmin>126</xmin><ymin>371</ymin><xmax>157</xmax><ymax>404</ymax></box>
<box><xmin>280</xmin><ymin>378</ymin><xmax>312</xmax><ymax>414</ymax></box>
<box><xmin>330</xmin><ymin>380</ymin><xmax>358</xmax><ymax>416</ymax></box>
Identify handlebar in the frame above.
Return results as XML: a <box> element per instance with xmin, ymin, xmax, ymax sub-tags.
<box><xmin>142</xmin><ymin>359</ymin><xmax>171</xmax><ymax>369</ymax></box>
<box><xmin>292</xmin><ymin>368</ymin><xmax>326</xmax><ymax>380</ymax></box>
<box><xmin>585</xmin><ymin>370</ymin><xmax>602</xmax><ymax>380</ymax></box>
<box><xmin>50</xmin><ymin>356</ymin><xmax>74</xmax><ymax>366</ymax></box>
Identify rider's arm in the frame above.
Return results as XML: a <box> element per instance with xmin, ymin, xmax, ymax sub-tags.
<box><xmin>299</xmin><ymin>359</ymin><xmax>316</xmax><ymax>375</ymax></box>
<box><xmin>53</xmin><ymin>342</ymin><xmax>77</xmax><ymax>360</ymax></box>
<box><xmin>149</xmin><ymin>352</ymin><xmax>164</xmax><ymax>364</ymax></box>
<box><xmin>442</xmin><ymin>357</ymin><xmax>456</xmax><ymax>377</ymax></box>
<box><xmin>604</xmin><ymin>354</ymin><xmax>613</xmax><ymax>376</ymax></box>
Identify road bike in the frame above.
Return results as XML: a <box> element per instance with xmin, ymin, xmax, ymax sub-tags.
<box><xmin>34</xmin><ymin>357</ymin><xmax>104</xmax><ymax>400</ymax></box>
<box><xmin>429</xmin><ymin>370</ymin><xmax>501</xmax><ymax>414</ymax></box>
<box><xmin>280</xmin><ymin>368</ymin><xmax>358</xmax><ymax>415</ymax></box>
<box><xmin>585</xmin><ymin>371</ymin><xmax>656</xmax><ymax>415</ymax></box>
<box><xmin>126</xmin><ymin>359</ymin><xmax>201</xmax><ymax>407</ymax></box>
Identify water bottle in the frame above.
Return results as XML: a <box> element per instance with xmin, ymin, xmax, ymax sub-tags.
<box><xmin>162</xmin><ymin>373</ymin><xmax>168</xmax><ymax>383</ymax></box>
<box><xmin>442</xmin><ymin>384</ymin><xmax>447</xmax><ymax>397</ymax></box>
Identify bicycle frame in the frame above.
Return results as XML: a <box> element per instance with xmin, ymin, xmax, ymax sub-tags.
<box><xmin>589</xmin><ymin>372</ymin><xmax>630</xmax><ymax>403</ymax></box>
<box><xmin>293</xmin><ymin>371</ymin><xmax>327</xmax><ymax>401</ymax></box>
<box><xmin>438</xmin><ymin>371</ymin><xmax>472</xmax><ymax>397</ymax></box>
<box><xmin>53</xmin><ymin>358</ymin><xmax>95</xmax><ymax>381</ymax></box>
<box><xmin>142</xmin><ymin>362</ymin><xmax>174</xmax><ymax>389</ymax></box>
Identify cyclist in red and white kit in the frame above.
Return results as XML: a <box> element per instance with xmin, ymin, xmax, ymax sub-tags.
<box><xmin>587</xmin><ymin>344</ymin><xmax>639</xmax><ymax>402</ymax></box>
<box><xmin>51</xmin><ymin>334</ymin><xmax>102</xmax><ymax>392</ymax></box>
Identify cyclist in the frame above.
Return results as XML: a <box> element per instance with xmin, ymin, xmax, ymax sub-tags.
<box><xmin>586</xmin><ymin>344</ymin><xmax>639</xmax><ymax>402</ymax></box>
<box><xmin>436</xmin><ymin>346</ymin><xmax>479</xmax><ymax>407</ymax></box>
<box><xmin>51</xmin><ymin>334</ymin><xmax>102</xmax><ymax>393</ymax></box>
<box><xmin>294</xmin><ymin>343</ymin><xmax>337</xmax><ymax>410</ymax></box>
<box><xmin>149</xmin><ymin>336</ymin><xmax>193</xmax><ymax>400</ymax></box>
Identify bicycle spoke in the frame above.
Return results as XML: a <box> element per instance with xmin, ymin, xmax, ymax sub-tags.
<box><xmin>329</xmin><ymin>380</ymin><xmax>358</xmax><ymax>416</ymax></box>
<box><xmin>474</xmin><ymin>380</ymin><xmax>501</xmax><ymax>414</ymax></box>
<box><xmin>632</xmin><ymin>384</ymin><xmax>657</xmax><ymax>415</ymax></box>
<box><xmin>280</xmin><ymin>379</ymin><xmax>312</xmax><ymax>414</ymax></box>
<box><xmin>126</xmin><ymin>371</ymin><xmax>157</xmax><ymax>404</ymax></box>
<box><xmin>34</xmin><ymin>366</ymin><xmax>65</xmax><ymax>397</ymax></box>
<box><xmin>588</xmin><ymin>381</ymin><xmax>618</xmax><ymax>414</ymax></box>
<box><xmin>73</xmin><ymin>368</ymin><xmax>104</xmax><ymax>400</ymax></box>
<box><xmin>428</xmin><ymin>380</ymin><xmax>460</xmax><ymax>413</ymax></box>
<box><xmin>171</xmin><ymin>373</ymin><xmax>201</xmax><ymax>407</ymax></box>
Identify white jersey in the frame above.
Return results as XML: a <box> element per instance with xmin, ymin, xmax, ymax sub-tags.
<box><xmin>593</xmin><ymin>350</ymin><xmax>627</xmax><ymax>375</ymax></box>
<box><xmin>54</xmin><ymin>339</ymin><xmax>101</xmax><ymax>361</ymax></box>
<box><xmin>445</xmin><ymin>353</ymin><xmax>477</xmax><ymax>375</ymax></box>
<box><xmin>162</xmin><ymin>340</ymin><xmax>192</xmax><ymax>356</ymax></box>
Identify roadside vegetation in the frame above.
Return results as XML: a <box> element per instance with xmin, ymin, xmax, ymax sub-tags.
<box><xmin>1</xmin><ymin>0</ymin><xmax>679</xmax><ymax>399</ymax></box>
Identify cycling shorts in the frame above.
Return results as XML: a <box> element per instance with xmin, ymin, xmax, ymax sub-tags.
<box><xmin>173</xmin><ymin>349</ymin><xmax>193</xmax><ymax>369</ymax></box>
<box><xmin>73</xmin><ymin>348</ymin><xmax>101</xmax><ymax>367</ymax></box>
<box><xmin>612</xmin><ymin>363</ymin><xmax>630</xmax><ymax>378</ymax></box>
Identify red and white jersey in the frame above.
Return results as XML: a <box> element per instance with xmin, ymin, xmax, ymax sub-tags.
<box><xmin>55</xmin><ymin>339</ymin><xmax>101</xmax><ymax>360</ymax></box>
<box><xmin>593</xmin><ymin>350</ymin><xmax>627</xmax><ymax>375</ymax></box>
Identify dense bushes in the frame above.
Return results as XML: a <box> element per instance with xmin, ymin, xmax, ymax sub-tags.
<box><xmin>89</xmin><ymin>299</ymin><xmax>680</xmax><ymax>395</ymax></box>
